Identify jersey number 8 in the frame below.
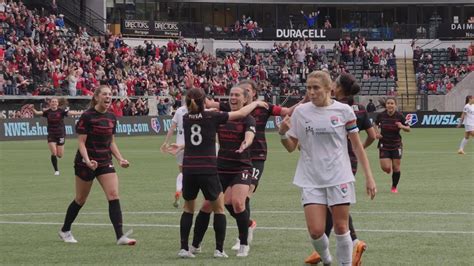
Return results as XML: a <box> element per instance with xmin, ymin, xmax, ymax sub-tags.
<box><xmin>190</xmin><ymin>124</ymin><xmax>203</xmax><ymax>146</ymax></box>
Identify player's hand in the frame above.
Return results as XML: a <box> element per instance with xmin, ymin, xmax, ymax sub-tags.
<box><xmin>235</xmin><ymin>141</ymin><xmax>247</xmax><ymax>153</ymax></box>
<box><xmin>160</xmin><ymin>142</ymin><xmax>169</xmax><ymax>153</ymax></box>
<box><xmin>376</xmin><ymin>133</ymin><xmax>383</xmax><ymax>139</ymax></box>
<box><xmin>255</xmin><ymin>101</ymin><xmax>269</xmax><ymax>109</ymax></box>
<box><xmin>366</xmin><ymin>176</ymin><xmax>377</xmax><ymax>200</ymax></box>
<box><xmin>86</xmin><ymin>160</ymin><xmax>98</xmax><ymax>170</ymax></box>
<box><xmin>278</xmin><ymin>115</ymin><xmax>291</xmax><ymax>135</ymax></box>
<box><xmin>167</xmin><ymin>143</ymin><xmax>183</xmax><ymax>156</ymax></box>
<box><xmin>119</xmin><ymin>159</ymin><xmax>130</xmax><ymax>168</ymax></box>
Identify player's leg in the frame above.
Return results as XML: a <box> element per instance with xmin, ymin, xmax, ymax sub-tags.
<box><xmin>391</xmin><ymin>157</ymin><xmax>402</xmax><ymax>193</ymax></box>
<box><xmin>178</xmin><ymin>173</ymin><xmax>199</xmax><ymax>257</ymax></box>
<box><xmin>379</xmin><ymin>150</ymin><xmax>393</xmax><ymax>174</ymax></box>
<box><xmin>331</xmin><ymin>204</ymin><xmax>352</xmax><ymax>266</ymax></box>
<box><xmin>203</xmin><ymin>175</ymin><xmax>227</xmax><ymax>257</ymax></box>
<box><xmin>232</xmin><ymin>183</ymin><xmax>251</xmax><ymax>256</ymax></box>
<box><xmin>190</xmin><ymin>200</ymin><xmax>212</xmax><ymax>252</ymax></box>
<box><xmin>458</xmin><ymin>131</ymin><xmax>470</xmax><ymax>154</ymax></box>
<box><xmin>174</xmin><ymin>164</ymin><xmax>183</xmax><ymax>208</ymax></box>
<box><xmin>48</xmin><ymin>141</ymin><xmax>59</xmax><ymax>174</ymax></box>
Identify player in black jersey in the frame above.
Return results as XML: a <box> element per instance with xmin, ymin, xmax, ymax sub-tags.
<box><xmin>172</xmin><ymin>88</ymin><xmax>267</xmax><ymax>259</ymax></box>
<box><xmin>375</xmin><ymin>97</ymin><xmax>411</xmax><ymax>193</ymax></box>
<box><xmin>31</xmin><ymin>97</ymin><xmax>82</xmax><ymax>176</ymax></box>
<box><xmin>305</xmin><ymin>73</ymin><xmax>377</xmax><ymax>265</ymax></box>
<box><xmin>58</xmin><ymin>86</ymin><xmax>136</xmax><ymax>246</ymax></box>
<box><xmin>190</xmin><ymin>86</ymin><xmax>256</xmax><ymax>257</ymax></box>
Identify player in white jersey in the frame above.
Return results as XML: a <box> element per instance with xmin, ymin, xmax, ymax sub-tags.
<box><xmin>278</xmin><ymin>71</ymin><xmax>376</xmax><ymax>266</ymax></box>
<box><xmin>161</xmin><ymin>105</ymin><xmax>188</xmax><ymax>207</ymax></box>
<box><xmin>457</xmin><ymin>95</ymin><xmax>474</xmax><ymax>155</ymax></box>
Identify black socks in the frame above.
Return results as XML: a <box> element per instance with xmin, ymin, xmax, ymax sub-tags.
<box><xmin>61</xmin><ymin>200</ymin><xmax>82</xmax><ymax>232</ymax></box>
<box><xmin>51</xmin><ymin>155</ymin><xmax>58</xmax><ymax>171</ymax></box>
<box><xmin>108</xmin><ymin>199</ymin><xmax>123</xmax><ymax>240</ymax></box>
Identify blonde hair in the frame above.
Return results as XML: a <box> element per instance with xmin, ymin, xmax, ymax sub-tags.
<box><xmin>90</xmin><ymin>85</ymin><xmax>110</xmax><ymax>108</ymax></box>
<box><xmin>307</xmin><ymin>71</ymin><xmax>332</xmax><ymax>91</ymax></box>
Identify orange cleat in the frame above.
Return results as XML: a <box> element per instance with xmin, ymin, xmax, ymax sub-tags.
<box><xmin>352</xmin><ymin>240</ymin><xmax>367</xmax><ymax>266</ymax></box>
<box><xmin>304</xmin><ymin>251</ymin><xmax>321</xmax><ymax>265</ymax></box>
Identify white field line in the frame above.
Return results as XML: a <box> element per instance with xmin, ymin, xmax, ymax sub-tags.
<box><xmin>0</xmin><ymin>220</ymin><xmax>472</xmax><ymax>235</ymax></box>
<box><xmin>0</xmin><ymin>210</ymin><xmax>472</xmax><ymax>217</ymax></box>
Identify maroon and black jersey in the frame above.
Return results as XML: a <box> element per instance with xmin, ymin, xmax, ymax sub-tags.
<box><xmin>74</xmin><ymin>108</ymin><xmax>117</xmax><ymax>167</ymax></box>
<box><xmin>43</xmin><ymin>108</ymin><xmax>68</xmax><ymax>137</ymax></box>
<box><xmin>220</xmin><ymin>102</ymin><xmax>282</xmax><ymax>161</ymax></box>
<box><xmin>339</xmin><ymin>98</ymin><xmax>373</xmax><ymax>171</ymax></box>
<box><xmin>217</xmin><ymin>115</ymin><xmax>256</xmax><ymax>173</ymax></box>
<box><xmin>375</xmin><ymin>111</ymin><xmax>406</xmax><ymax>150</ymax></box>
<box><xmin>182</xmin><ymin>111</ymin><xmax>229</xmax><ymax>175</ymax></box>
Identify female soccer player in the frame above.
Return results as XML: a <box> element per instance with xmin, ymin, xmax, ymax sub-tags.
<box><xmin>279</xmin><ymin>71</ymin><xmax>376</xmax><ymax>266</ymax></box>
<box><xmin>374</xmin><ymin>97</ymin><xmax>411</xmax><ymax>193</ymax></box>
<box><xmin>173</xmin><ymin>88</ymin><xmax>267</xmax><ymax>259</ymax></box>
<box><xmin>58</xmin><ymin>85</ymin><xmax>136</xmax><ymax>245</ymax></box>
<box><xmin>31</xmin><ymin>97</ymin><xmax>82</xmax><ymax>176</ymax></box>
<box><xmin>305</xmin><ymin>73</ymin><xmax>376</xmax><ymax>265</ymax></box>
<box><xmin>457</xmin><ymin>95</ymin><xmax>474</xmax><ymax>154</ymax></box>
<box><xmin>161</xmin><ymin>104</ymin><xmax>188</xmax><ymax>207</ymax></box>
<box><xmin>190</xmin><ymin>86</ymin><xmax>256</xmax><ymax>257</ymax></box>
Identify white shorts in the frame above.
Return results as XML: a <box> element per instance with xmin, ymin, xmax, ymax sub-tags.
<box><xmin>301</xmin><ymin>182</ymin><xmax>356</xmax><ymax>207</ymax></box>
<box><xmin>176</xmin><ymin>149</ymin><xmax>184</xmax><ymax>165</ymax></box>
<box><xmin>465</xmin><ymin>125</ymin><xmax>474</xmax><ymax>132</ymax></box>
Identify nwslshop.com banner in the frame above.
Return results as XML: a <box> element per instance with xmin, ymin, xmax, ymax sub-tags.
<box><xmin>122</xmin><ymin>20</ymin><xmax>180</xmax><ymax>37</ymax></box>
<box><xmin>368</xmin><ymin>111</ymin><xmax>462</xmax><ymax>128</ymax></box>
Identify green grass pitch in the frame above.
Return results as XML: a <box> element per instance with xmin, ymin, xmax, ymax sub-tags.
<box><xmin>0</xmin><ymin>128</ymin><xmax>473</xmax><ymax>265</ymax></box>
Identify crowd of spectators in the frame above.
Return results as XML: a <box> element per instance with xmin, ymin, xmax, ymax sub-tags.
<box><xmin>230</xmin><ymin>14</ymin><xmax>263</xmax><ymax>39</ymax></box>
<box><xmin>413</xmin><ymin>43</ymin><xmax>474</xmax><ymax>95</ymax></box>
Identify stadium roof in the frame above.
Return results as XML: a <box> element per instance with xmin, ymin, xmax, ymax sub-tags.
<box><xmin>171</xmin><ymin>0</ymin><xmax>473</xmax><ymax>4</ymax></box>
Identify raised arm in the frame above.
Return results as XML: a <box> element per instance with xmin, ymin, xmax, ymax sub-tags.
<box><xmin>30</xmin><ymin>105</ymin><xmax>43</xmax><ymax>116</ymax></box>
<box><xmin>228</xmin><ymin>101</ymin><xmax>268</xmax><ymax>120</ymax></box>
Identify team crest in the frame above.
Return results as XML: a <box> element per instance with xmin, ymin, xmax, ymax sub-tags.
<box><xmin>151</xmin><ymin>118</ymin><xmax>161</xmax><ymax>133</ymax></box>
<box><xmin>330</xmin><ymin>116</ymin><xmax>340</xmax><ymax>126</ymax></box>
<box><xmin>340</xmin><ymin>183</ymin><xmax>348</xmax><ymax>195</ymax></box>
<box><xmin>405</xmin><ymin>113</ymin><xmax>418</xmax><ymax>126</ymax></box>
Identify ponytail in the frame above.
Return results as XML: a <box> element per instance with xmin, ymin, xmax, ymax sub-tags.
<box><xmin>185</xmin><ymin>88</ymin><xmax>205</xmax><ymax>114</ymax></box>
<box><xmin>336</xmin><ymin>73</ymin><xmax>360</xmax><ymax>97</ymax></box>
<box><xmin>189</xmin><ymin>99</ymin><xmax>200</xmax><ymax>113</ymax></box>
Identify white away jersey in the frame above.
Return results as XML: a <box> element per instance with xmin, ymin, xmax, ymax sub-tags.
<box><xmin>287</xmin><ymin>100</ymin><xmax>358</xmax><ymax>188</ymax></box>
<box><xmin>172</xmin><ymin>106</ymin><xmax>188</xmax><ymax>145</ymax></box>
<box><xmin>462</xmin><ymin>104</ymin><xmax>474</xmax><ymax>126</ymax></box>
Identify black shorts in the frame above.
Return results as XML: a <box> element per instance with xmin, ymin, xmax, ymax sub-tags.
<box><xmin>182</xmin><ymin>173</ymin><xmax>222</xmax><ymax>202</ymax></box>
<box><xmin>219</xmin><ymin>169</ymin><xmax>252</xmax><ymax>191</ymax></box>
<box><xmin>251</xmin><ymin>160</ymin><xmax>265</xmax><ymax>191</ymax></box>
<box><xmin>74</xmin><ymin>163</ymin><xmax>116</xmax><ymax>182</ymax></box>
<box><xmin>379</xmin><ymin>148</ymin><xmax>403</xmax><ymax>160</ymax></box>
<box><xmin>48</xmin><ymin>135</ymin><xmax>65</xmax><ymax>146</ymax></box>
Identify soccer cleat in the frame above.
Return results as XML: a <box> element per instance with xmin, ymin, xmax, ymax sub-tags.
<box><xmin>54</xmin><ymin>171</ymin><xmax>60</xmax><ymax>176</ymax></box>
<box><xmin>213</xmin><ymin>250</ymin><xmax>229</xmax><ymax>258</ymax></box>
<box><xmin>352</xmin><ymin>240</ymin><xmax>367</xmax><ymax>266</ymax></box>
<box><xmin>391</xmin><ymin>187</ymin><xmax>398</xmax><ymax>193</ymax></box>
<box><xmin>458</xmin><ymin>149</ymin><xmax>466</xmax><ymax>155</ymax></box>
<box><xmin>231</xmin><ymin>238</ymin><xmax>240</xmax><ymax>251</ymax></box>
<box><xmin>117</xmin><ymin>229</ymin><xmax>136</xmax><ymax>245</ymax></box>
<box><xmin>304</xmin><ymin>251</ymin><xmax>322</xmax><ymax>264</ymax></box>
<box><xmin>247</xmin><ymin>219</ymin><xmax>257</xmax><ymax>244</ymax></box>
<box><xmin>189</xmin><ymin>244</ymin><xmax>202</xmax><ymax>254</ymax></box>
<box><xmin>58</xmin><ymin>230</ymin><xmax>78</xmax><ymax>243</ymax></box>
<box><xmin>173</xmin><ymin>191</ymin><xmax>181</xmax><ymax>208</ymax></box>
<box><xmin>237</xmin><ymin>244</ymin><xmax>250</xmax><ymax>257</ymax></box>
<box><xmin>178</xmin><ymin>249</ymin><xmax>195</xmax><ymax>258</ymax></box>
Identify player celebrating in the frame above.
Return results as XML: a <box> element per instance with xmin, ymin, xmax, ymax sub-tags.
<box><xmin>279</xmin><ymin>71</ymin><xmax>376</xmax><ymax>266</ymax></box>
<box><xmin>374</xmin><ymin>97</ymin><xmax>411</xmax><ymax>193</ymax></box>
<box><xmin>305</xmin><ymin>73</ymin><xmax>376</xmax><ymax>265</ymax></box>
<box><xmin>161</xmin><ymin>104</ymin><xmax>188</xmax><ymax>207</ymax></box>
<box><xmin>457</xmin><ymin>95</ymin><xmax>474</xmax><ymax>154</ymax></box>
<box><xmin>31</xmin><ymin>97</ymin><xmax>82</xmax><ymax>176</ymax></box>
<box><xmin>174</xmin><ymin>88</ymin><xmax>267</xmax><ymax>259</ymax></box>
<box><xmin>58</xmin><ymin>85</ymin><xmax>136</xmax><ymax>245</ymax></box>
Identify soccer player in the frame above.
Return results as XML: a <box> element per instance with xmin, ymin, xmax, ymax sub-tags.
<box><xmin>58</xmin><ymin>85</ymin><xmax>136</xmax><ymax>245</ymax></box>
<box><xmin>173</xmin><ymin>88</ymin><xmax>267</xmax><ymax>259</ymax></box>
<box><xmin>207</xmin><ymin>79</ymin><xmax>302</xmax><ymax>249</ymax></box>
<box><xmin>305</xmin><ymin>73</ymin><xmax>376</xmax><ymax>265</ymax></box>
<box><xmin>31</xmin><ymin>97</ymin><xmax>82</xmax><ymax>176</ymax></box>
<box><xmin>374</xmin><ymin>97</ymin><xmax>411</xmax><ymax>193</ymax></box>
<box><xmin>457</xmin><ymin>95</ymin><xmax>474</xmax><ymax>154</ymax></box>
<box><xmin>161</xmin><ymin>104</ymin><xmax>188</xmax><ymax>207</ymax></box>
<box><xmin>190</xmin><ymin>86</ymin><xmax>256</xmax><ymax>257</ymax></box>
<box><xmin>279</xmin><ymin>71</ymin><xmax>376</xmax><ymax>266</ymax></box>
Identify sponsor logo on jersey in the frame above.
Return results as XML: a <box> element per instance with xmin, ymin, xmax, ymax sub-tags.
<box><xmin>405</xmin><ymin>113</ymin><xmax>418</xmax><ymax>126</ymax></box>
<box><xmin>151</xmin><ymin>118</ymin><xmax>161</xmax><ymax>133</ymax></box>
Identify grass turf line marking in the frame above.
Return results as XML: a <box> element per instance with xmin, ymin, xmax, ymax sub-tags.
<box><xmin>0</xmin><ymin>220</ymin><xmax>472</xmax><ymax>235</ymax></box>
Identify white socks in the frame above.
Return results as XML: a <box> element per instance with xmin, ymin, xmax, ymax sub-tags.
<box><xmin>459</xmin><ymin>138</ymin><xmax>468</xmax><ymax>150</ymax></box>
<box><xmin>335</xmin><ymin>231</ymin><xmax>352</xmax><ymax>266</ymax></box>
<box><xmin>176</xmin><ymin>172</ymin><xmax>183</xmax><ymax>192</ymax></box>
<box><xmin>310</xmin><ymin>234</ymin><xmax>332</xmax><ymax>264</ymax></box>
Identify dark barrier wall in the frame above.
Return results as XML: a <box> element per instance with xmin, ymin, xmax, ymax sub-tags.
<box><xmin>368</xmin><ymin>111</ymin><xmax>462</xmax><ymax>128</ymax></box>
<box><xmin>0</xmin><ymin>116</ymin><xmax>283</xmax><ymax>141</ymax></box>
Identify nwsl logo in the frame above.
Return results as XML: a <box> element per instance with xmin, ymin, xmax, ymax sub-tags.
<box><xmin>405</xmin><ymin>114</ymin><xmax>418</xmax><ymax>126</ymax></box>
<box><xmin>150</xmin><ymin>118</ymin><xmax>161</xmax><ymax>133</ymax></box>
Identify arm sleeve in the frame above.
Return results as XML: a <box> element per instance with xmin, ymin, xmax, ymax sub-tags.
<box><xmin>245</xmin><ymin>116</ymin><xmax>256</xmax><ymax>134</ymax></box>
<box><xmin>75</xmin><ymin>113</ymin><xmax>90</xmax><ymax>134</ymax></box>
<box><xmin>219</xmin><ymin>102</ymin><xmax>231</xmax><ymax>112</ymax></box>
<box><xmin>42</xmin><ymin>109</ymin><xmax>48</xmax><ymax>118</ymax></box>
<box><xmin>216</xmin><ymin>111</ymin><xmax>229</xmax><ymax>125</ymax></box>
<box><xmin>344</xmin><ymin>106</ymin><xmax>359</xmax><ymax>133</ymax></box>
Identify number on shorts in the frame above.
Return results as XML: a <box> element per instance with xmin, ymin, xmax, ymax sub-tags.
<box><xmin>190</xmin><ymin>124</ymin><xmax>202</xmax><ymax>146</ymax></box>
<box><xmin>252</xmin><ymin>168</ymin><xmax>260</xmax><ymax>180</ymax></box>
<box><xmin>59</xmin><ymin>138</ymin><xmax>65</xmax><ymax>144</ymax></box>
<box><xmin>241</xmin><ymin>172</ymin><xmax>249</xmax><ymax>180</ymax></box>
<box><xmin>398</xmin><ymin>148</ymin><xmax>402</xmax><ymax>157</ymax></box>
